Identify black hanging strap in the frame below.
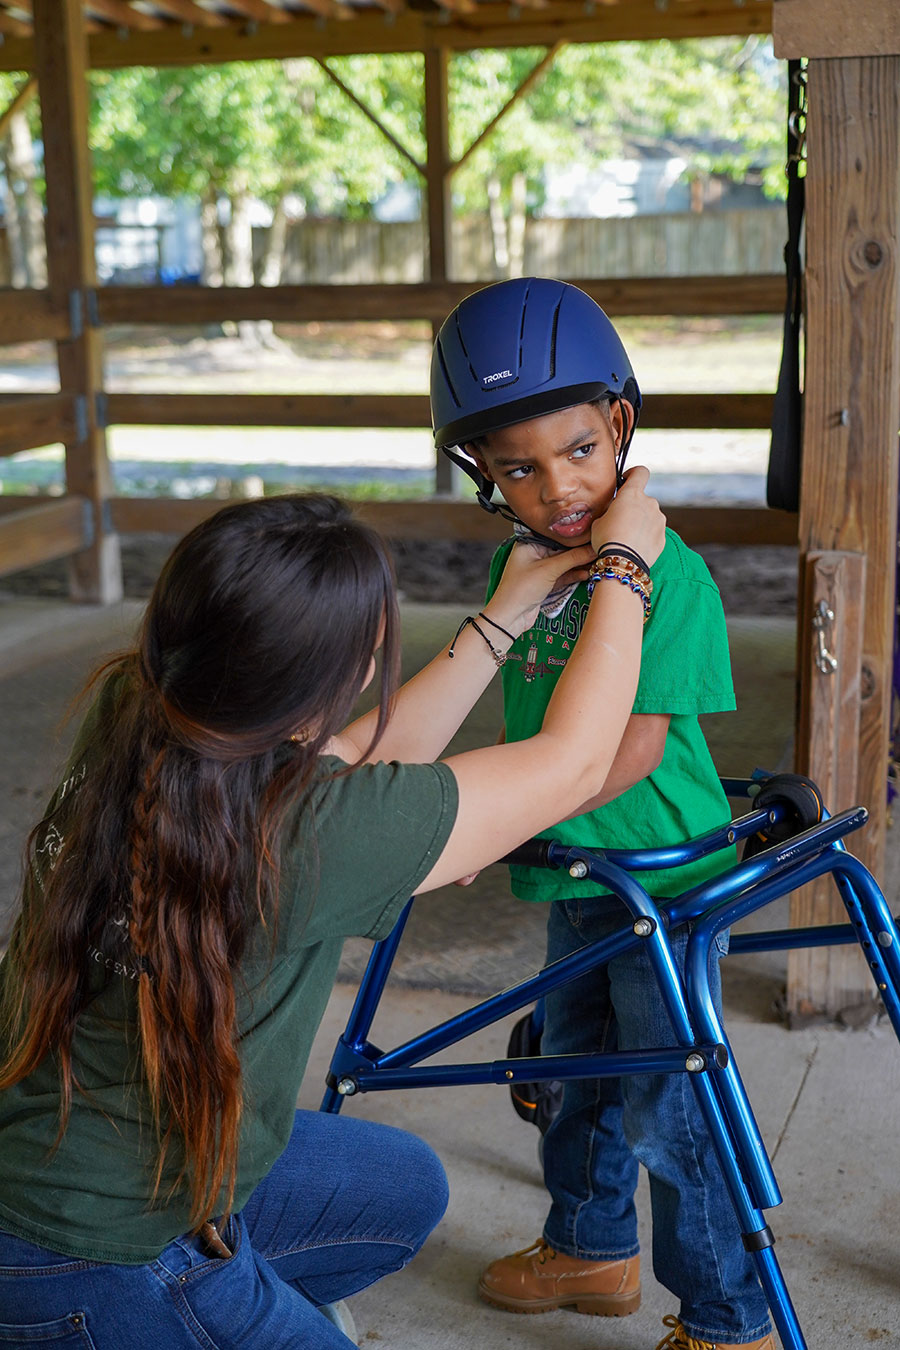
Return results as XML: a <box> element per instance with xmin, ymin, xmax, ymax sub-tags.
<box><xmin>767</xmin><ymin>60</ymin><xmax>806</xmax><ymax>513</ymax></box>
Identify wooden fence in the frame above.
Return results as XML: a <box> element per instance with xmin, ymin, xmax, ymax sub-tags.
<box><xmin>262</xmin><ymin>206</ymin><xmax>786</xmax><ymax>284</ymax></box>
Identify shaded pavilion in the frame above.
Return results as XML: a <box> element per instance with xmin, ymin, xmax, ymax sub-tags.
<box><xmin>0</xmin><ymin>0</ymin><xmax>897</xmax><ymax>1018</ymax></box>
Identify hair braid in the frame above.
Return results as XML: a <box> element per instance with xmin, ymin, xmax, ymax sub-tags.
<box><xmin>129</xmin><ymin>739</ymin><xmax>244</xmax><ymax>1224</ymax></box>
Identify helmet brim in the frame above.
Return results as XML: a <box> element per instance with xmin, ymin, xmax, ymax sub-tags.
<box><xmin>433</xmin><ymin>381</ymin><xmax>616</xmax><ymax>451</ymax></box>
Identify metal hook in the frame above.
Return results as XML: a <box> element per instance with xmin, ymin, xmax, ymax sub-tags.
<box><xmin>812</xmin><ymin>600</ymin><xmax>838</xmax><ymax>675</ymax></box>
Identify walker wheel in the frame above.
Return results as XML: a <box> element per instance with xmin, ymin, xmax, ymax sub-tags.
<box><xmin>743</xmin><ymin>773</ymin><xmax>824</xmax><ymax>859</ymax></box>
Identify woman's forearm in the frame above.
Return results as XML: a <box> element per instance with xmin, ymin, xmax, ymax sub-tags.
<box><xmin>337</xmin><ymin>613</ymin><xmax>512</xmax><ymax>764</ymax></box>
<box><xmin>417</xmin><ymin>578</ymin><xmax>646</xmax><ymax>891</ymax></box>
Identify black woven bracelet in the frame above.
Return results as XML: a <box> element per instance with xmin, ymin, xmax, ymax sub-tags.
<box><xmin>448</xmin><ymin>615</ymin><xmax>507</xmax><ymax>668</ymax></box>
<box><xmin>477</xmin><ymin>611</ymin><xmax>516</xmax><ymax>643</ymax></box>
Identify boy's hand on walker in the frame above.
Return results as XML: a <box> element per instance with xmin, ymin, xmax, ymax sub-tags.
<box><xmin>486</xmin><ymin>538</ymin><xmax>595</xmax><ymax>637</ymax></box>
<box><xmin>592</xmin><ymin>465</ymin><xmax>666</xmax><ymax>566</ymax></box>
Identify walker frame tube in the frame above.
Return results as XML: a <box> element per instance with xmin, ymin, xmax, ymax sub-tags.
<box><xmin>320</xmin><ymin>781</ymin><xmax>900</xmax><ymax>1350</ymax></box>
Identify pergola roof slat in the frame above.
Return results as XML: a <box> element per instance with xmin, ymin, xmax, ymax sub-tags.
<box><xmin>0</xmin><ymin>0</ymin><xmax>774</xmax><ymax>69</ymax></box>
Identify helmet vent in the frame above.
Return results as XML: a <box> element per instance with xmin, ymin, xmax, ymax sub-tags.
<box><xmin>547</xmin><ymin>299</ymin><xmax>563</xmax><ymax>380</ymax></box>
<box><xmin>453</xmin><ymin>313</ymin><xmax>481</xmax><ymax>388</ymax></box>
<box><xmin>436</xmin><ymin>338</ymin><xmax>462</xmax><ymax>409</ymax></box>
<box><xmin>517</xmin><ymin>277</ymin><xmax>531</xmax><ymax>369</ymax></box>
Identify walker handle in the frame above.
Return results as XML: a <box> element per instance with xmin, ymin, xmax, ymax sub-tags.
<box><xmin>500</xmin><ymin>838</ymin><xmax>555</xmax><ymax>869</ymax></box>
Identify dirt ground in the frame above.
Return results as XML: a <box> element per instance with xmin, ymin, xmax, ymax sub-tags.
<box><xmin>1</xmin><ymin>533</ymin><xmax>797</xmax><ymax>617</ymax></box>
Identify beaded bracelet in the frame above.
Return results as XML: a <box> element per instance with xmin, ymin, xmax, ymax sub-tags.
<box><xmin>593</xmin><ymin>554</ymin><xmax>652</xmax><ymax>593</ymax></box>
<box><xmin>448</xmin><ymin>615</ymin><xmax>508</xmax><ymax>668</ymax></box>
<box><xmin>597</xmin><ymin>540</ymin><xmax>652</xmax><ymax>575</ymax></box>
<box><xmin>587</xmin><ymin>565</ymin><xmax>652</xmax><ymax>623</ymax></box>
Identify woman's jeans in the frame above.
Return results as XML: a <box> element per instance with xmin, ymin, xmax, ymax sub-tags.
<box><xmin>541</xmin><ymin>896</ymin><xmax>771</xmax><ymax>1344</ymax></box>
<box><xmin>0</xmin><ymin>1109</ymin><xmax>448</xmax><ymax>1349</ymax></box>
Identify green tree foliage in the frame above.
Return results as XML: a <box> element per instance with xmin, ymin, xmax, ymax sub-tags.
<box><xmin>89</xmin><ymin>56</ymin><xmax>424</xmax><ymax>218</ymax></box>
<box><xmin>449</xmin><ymin>37</ymin><xmax>785</xmax><ymax>216</ymax></box>
<box><xmin>89</xmin><ymin>37</ymin><xmax>784</xmax><ymax>220</ymax></box>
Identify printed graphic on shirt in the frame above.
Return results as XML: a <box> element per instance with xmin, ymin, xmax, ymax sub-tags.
<box><xmin>30</xmin><ymin>762</ymin><xmax>87</xmax><ymax>891</ymax></box>
<box><xmin>517</xmin><ymin>593</ymin><xmax>586</xmax><ymax>682</ymax></box>
<box><xmin>31</xmin><ymin>759</ymin><xmax>147</xmax><ymax>983</ymax></box>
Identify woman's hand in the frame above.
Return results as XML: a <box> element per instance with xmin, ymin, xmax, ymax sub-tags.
<box><xmin>591</xmin><ymin>466</ymin><xmax>666</xmax><ymax>566</ymax></box>
<box><xmin>484</xmin><ymin>538</ymin><xmax>595</xmax><ymax>638</ymax></box>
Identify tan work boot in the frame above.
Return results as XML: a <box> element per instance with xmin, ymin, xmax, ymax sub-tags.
<box><xmin>655</xmin><ymin>1313</ymin><xmax>777</xmax><ymax>1349</ymax></box>
<box><xmin>478</xmin><ymin>1238</ymin><xmax>640</xmax><ymax>1316</ymax></box>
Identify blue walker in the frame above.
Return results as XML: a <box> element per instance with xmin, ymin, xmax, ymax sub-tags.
<box><xmin>320</xmin><ymin>773</ymin><xmax>900</xmax><ymax>1350</ymax></box>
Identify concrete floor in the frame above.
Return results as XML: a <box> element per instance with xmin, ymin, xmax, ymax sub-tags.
<box><xmin>1</xmin><ymin>591</ymin><xmax>899</xmax><ymax>1348</ymax></box>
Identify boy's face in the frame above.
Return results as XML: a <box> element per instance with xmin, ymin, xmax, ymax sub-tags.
<box><xmin>468</xmin><ymin>400</ymin><xmax>626</xmax><ymax>548</ymax></box>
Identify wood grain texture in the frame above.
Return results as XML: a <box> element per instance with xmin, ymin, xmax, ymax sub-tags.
<box><xmin>793</xmin><ymin>56</ymin><xmax>900</xmax><ymax>1014</ymax></box>
<box><xmin>33</xmin><ymin>0</ymin><xmax>122</xmax><ymax>602</ymax></box>
<box><xmin>774</xmin><ymin>0</ymin><xmax>900</xmax><ymax>59</ymax></box>
<box><xmin>789</xmin><ymin>552</ymin><xmax>869</xmax><ymax>1018</ymax></box>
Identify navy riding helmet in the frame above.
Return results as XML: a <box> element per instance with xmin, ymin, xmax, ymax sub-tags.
<box><xmin>430</xmin><ymin>277</ymin><xmax>642</xmax><ymax>535</ymax></box>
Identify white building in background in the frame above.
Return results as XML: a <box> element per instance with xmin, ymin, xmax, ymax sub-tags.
<box><xmin>540</xmin><ymin>155</ymin><xmax>690</xmax><ymax>218</ymax></box>
<box><xmin>93</xmin><ymin>195</ymin><xmax>204</xmax><ymax>284</ymax></box>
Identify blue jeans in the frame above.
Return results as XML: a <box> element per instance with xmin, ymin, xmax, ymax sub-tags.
<box><xmin>541</xmin><ymin>896</ymin><xmax>771</xmax><ymax>1344</ymax></box>
<box><xmin>0</xmin><ymin>1109</ymin><xmax>448</xmax><ymax>1349</ymax></box>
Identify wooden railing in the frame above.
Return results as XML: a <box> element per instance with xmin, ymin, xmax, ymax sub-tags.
<box><xmin>0</xmin><ymin>273</ymin><xmax>798</xmax><ymax>581</ymax></box>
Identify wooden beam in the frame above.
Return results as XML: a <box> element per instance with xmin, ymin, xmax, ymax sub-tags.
<box><xmin>94</xmin><ymin>275</ymin><xmax>786</xmax><ymax>326</ymax></box>
<box><xmin>103</xmin><ymin>390</ymin><xmax>774</xmax><ymax>430</ymax></box>
<box><xmin>791</xmin><ymin>56</ymin><xmax>900</xmax><ymax>1016</ymax></box>
<box><xmin>665</xmin><ymin>505</ymin><xmax>796</xmax><ymax>548</ymax></box>
<box><xmin>451</xmin><ymin>42</ymin><xmax>564</xmax><ymax>175</ymax></box>
<box><xmin>424</xmin><ymin>44</ymin><xmax>452</xmax><ymax>492</ymax></box>
<box><xmin>0</xmin><ymin>77</ymin><xmax>37</xmax><ymax>140</ymax></box>
<box><xmin>0</xmin><ymin>10</ymin><xmax>32</xmax><ymax>39</ymax></box>
<box><xmin>107</xmin><ymin>495</ymin><xmax>794</xmax><ymax>548</ymax></box>
<box><xmin>84</xmin><ymin>0</ymin><xmax>164</xmax><ymax>30</ymax></box>
<box><xmin>0</xmin><ymin>289</ymin><xmax>70</xmax><ymax>343</ymax></box>
<box><xmin>34</xmin><ymin>0</ymin><xmax>123</xmax><ymax>603</ymax></box>
<box><xmin>105</xmin><ymin>391</ymin><xmax>435</xmax><ymax>426</ymax></box>
<box><xmin>143</xmin><ymin>0</ymin><xmax>232</xmax><ymax>26</ymax></box>
<box><xmin>773</xmin><ymin>0</ymin><xmax>900</xmax><ymax>59</ymax></box>
<box><xmin>315</xmin><ymin>57</ymin><xmax>425</xmax><ymax>174</ymax></box>
<box><xmin>0</xmin><ymin>0</ymin><xmax>774</xmax><ymax>69</ymax></box>
<box><xmin>0</xmin><ymin>393</ymin><xmax>80</xmax><ymax>457</ymax></box>
<box><xmin>0</xmin><ymin>496</ymin><xmax>92</xmax><ymax>577</ymax></box>
<box><xmin>423</xmin><ymin>46</ymin><xmax>451</xmax><ymax>283</ymax></box>
<box><xmin>206</xmin><ymin>0</ymin><xmax>289</xmax><ymax>24</ymax></box>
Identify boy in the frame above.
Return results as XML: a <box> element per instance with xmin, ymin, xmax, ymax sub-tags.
<box><xmin>430</xmin><ymin>277</ymin><xmax>775</xmax><ymax>1350</ymax></box>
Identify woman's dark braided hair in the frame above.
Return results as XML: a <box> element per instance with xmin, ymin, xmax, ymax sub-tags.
<box><xmin>0</xmin><ymin>494</ymin><xmax>400</xmax><ymax>1227</ymax></box>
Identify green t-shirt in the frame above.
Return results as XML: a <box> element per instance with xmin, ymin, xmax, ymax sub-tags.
<box><xmin>0</xmin><ymin>679</ymin><xmax>458</xmax><ymax>1264</ymax></box>
<box><xmin>486</xmin><ymin>527</ymin><xmax>736</xmax><ymax>902</ymax></box>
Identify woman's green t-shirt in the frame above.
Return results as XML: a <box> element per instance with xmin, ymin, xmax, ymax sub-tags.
<box><xmin>0</xmin><ymin>680</ymin><xmax>458</xmax><ymax>1264</ymax></box>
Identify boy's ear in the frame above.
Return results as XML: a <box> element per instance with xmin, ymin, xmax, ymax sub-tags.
<box><xmin>465</xmin><ymin>443</ymin><xmax>495</xmax><ymax>484</ymax></box>
<box><xmin>612</xmin><ymin>398</ymin><xmax>635</xmax><ymax>449</ymax></box>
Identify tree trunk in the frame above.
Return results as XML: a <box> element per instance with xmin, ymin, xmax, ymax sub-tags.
<box><xmin>487</xmin><ymin>175</ymin><xmax>510</xmax><ymax>278</ymax></box>
<box><xmin>5</xmin><ymin>109</ymin><xmax>47</xmax><ymax>287</ymax></box>
<box><xmin>223</xmin><ymin>187</ymin><xmax>254</xmax><ymax>288</ymax></box>
<box><xmin>1</xmin><ymin>145</ymin><xmax>26</xmax><ymax>287</ymax></box>
<box><xmin>200</xmin><ymin>186</ymin><xmax>224</xmax><ymax>287</ymax></box>
<box><xmin>259</xmin><ymin>194</ymin><xmax>288</xmax><ymax>287</ymax></box>
<box><xmin>508</xmin><ymin>171</ymin><xmax>527</xmax><ymax>279</ymax></box>
<box><xmin>224</xmin><ymin>187</ymin><xmax>279</xmax><ymax>348</ymax></box>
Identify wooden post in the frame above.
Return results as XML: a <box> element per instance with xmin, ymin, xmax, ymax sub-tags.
<box><xmin>424</xmin><ymin>43</ymin><xmax>454</xmax><ymax>493</ymax></box>
<box><xmin>790</xmin><ymin>56</ymin><xmax>900</xmax><ymax>1015</ymax></box>
<box><xmin>790</xmin><ymin>552</ymin><xmax>868</xmax><ymax>1019</ymax></box>
<box><xmin>32</xmin><ymin>0</ymin><xmax>122</xmax><ymax>603</ymax></box>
